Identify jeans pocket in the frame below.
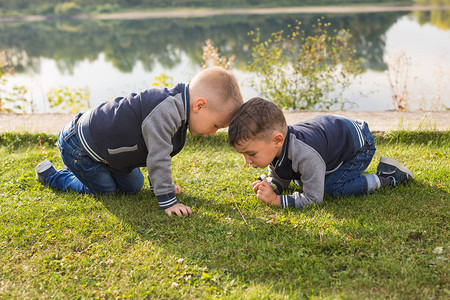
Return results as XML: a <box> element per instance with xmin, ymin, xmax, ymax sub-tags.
<box><xmin>72</xmin><ymin>147</ymin><xmax>91</xmax><ymax>164</ymax></box>
<box><xmin>361</xmin><ymin>123</ymin><xmax>375</xmax><ymax>147</ymax></box>
<box><xmin>61</xmin><ymin>131</ymin><xmax>90</xmax><ymax>165</ymax></box>
<box><xmin>63</xmin><ymin>127</ymin><xmax>76</xmax><ymax>142</ymax></box>
<box><xmin>356</xmin><ymin>146</ymin><xmax>375</xmax><ymax>172</ymax></box>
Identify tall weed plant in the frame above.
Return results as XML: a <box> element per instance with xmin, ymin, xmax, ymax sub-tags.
<box><xmin>385</xmin><ymin>50</ymin><xmax>449</xmax><ymax>111</ymax></box>
<box><xmin>0</xmin><ymin>52</ymin><xmax>31</xmax><ymax>113</ymax></box>
<box><xmin>386</xmin><ymin>51</ymin><xmax>411</xmax><ymax>111</ymax></box>
<box><xmin>247</xmin><ymin>18</ymin><xmax>361</xmax><ymax>110</ymax></box>
<box><xmin>201</xmin><ymin>39</ymin><xmax>235</xmax><ymax>70</ymax></box>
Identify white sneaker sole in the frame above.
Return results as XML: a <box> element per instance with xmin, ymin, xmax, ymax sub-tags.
<box><xmin>379</xmin><ymin>156</ymin><xmax>414</xmax><ymax>179</ymax></box>
<box><xmin>35</xmin><ymin>160</ymin><xmax>52</xmax><ymax>173</ymax></box>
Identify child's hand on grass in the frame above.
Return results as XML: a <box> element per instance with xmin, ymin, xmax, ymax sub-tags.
<box><xmin>165</xmin><ymin>203</ymin><xmax>192</xmax><ymax>217</ymax></box>
<box><xmin>254</xmin><ymin>180</ymin><xmax>281</xmax><ymax>207</ymax></box>
<box><xmin>252</xmin><ymin>180</ymin><xmax>263</xmax><ymax>194</ymax></box>
<box><xmin>175</xmin><ymin>185</ymin><xmax>182</xmax><ymax>194</ymax></box>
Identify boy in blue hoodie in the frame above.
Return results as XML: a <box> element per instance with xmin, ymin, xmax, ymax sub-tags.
<box><xmin>228</xmin><ymin>97</ymin><xmax>413</xmax><ymax>209</ymax></box>
<box><xmin>35</xmin><ymin>67</ymin><xmax>243</xmax><ymax>217</ymax></box>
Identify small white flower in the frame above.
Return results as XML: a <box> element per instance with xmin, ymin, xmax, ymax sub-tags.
<box><xmin>433</xmin><ymin>247</ymin><xmax>443</xmax><ymax>254</ymax></box>
<box><xmin>171</xmin><ymin>282</ymin><xmax>179</xmax><ymax>288</ymax></box>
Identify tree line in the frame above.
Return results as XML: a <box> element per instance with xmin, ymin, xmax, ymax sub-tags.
<box><xmin>0</xmin><ymin>12</ymin><xmax>404</xmax><ymax>74</ymax></box>
<box><xmin>0</xmin><ymin>0</ymin><xmax>413</xmax><ymax>17</ymax></box>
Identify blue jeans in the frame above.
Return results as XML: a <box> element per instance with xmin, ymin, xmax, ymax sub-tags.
<box><xmin>323</xmin><ymin>122</ymin><xmax>376</xmax><ymax>197</ymax></box>
<box><xmin>46</xmin><ymin>114</ymin><xmax>145</xmax><ymax>195</ymax></box>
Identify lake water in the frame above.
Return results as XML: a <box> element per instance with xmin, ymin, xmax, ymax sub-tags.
<box><xmin>1</xmin><ymin>7</ymin><xmax>449</xmax><ymax>113</ymax></box>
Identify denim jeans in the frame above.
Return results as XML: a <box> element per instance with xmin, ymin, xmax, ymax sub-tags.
<box><xmin>323</xmin><ymin>122</ymin><xmax>376</xmax><ymax>197</ymax></box>
<box><xmin>46</xmin><ymin>114</ymin><xmax>145</xmax><ymax>195</ymax></box>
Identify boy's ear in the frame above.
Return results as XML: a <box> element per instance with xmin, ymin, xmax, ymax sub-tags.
<box><xmin>192</xmin><ymin>98</ymin><xmax>207</xmax><ymax>113</ymax></box>
<box><xmin>272</xmin><ymin>132</ymin><xmax>285</xmax><ymax>146</ymax></box>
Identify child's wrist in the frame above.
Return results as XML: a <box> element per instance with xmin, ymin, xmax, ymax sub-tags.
<box><xmin>274</xmin><ymin>195</ymin><xmax>281</xmax><ymax>207</ymax></box>
<box><xmin>268</xmin><ymin>194</ymin><xmax>281</xmax><ymax>207</ymax></box>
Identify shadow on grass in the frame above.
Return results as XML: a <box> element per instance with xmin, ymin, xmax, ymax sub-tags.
<box><xmin>96</xmin><ymin>175</ymin><xmax>448</xmax><ymax>295</ymax></box>
<box><xmin>98</xmin><ymin>190</ymin><xmax>333</xmax><ymax>287</ymax></box>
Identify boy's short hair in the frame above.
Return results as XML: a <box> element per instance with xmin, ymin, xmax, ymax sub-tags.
<box><xmin>228</xmin><ymin>97</ymin><xmax>287</xmax><ymax>146</ymax></box>
<box><xmin>191</xmin><ymin>67</ymin><xmax>243</xmax><ymax>115</ymax></box>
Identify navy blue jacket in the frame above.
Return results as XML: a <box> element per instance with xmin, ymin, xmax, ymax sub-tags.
<box><xmin>268</xmin><ymin>115</ymin><xmax>367</xmax><ymax>208</ymax></box>
<box><xmin>77</xmin><ymin>83</ymin><xmax>190</xmax><ymax>209</ymax></box>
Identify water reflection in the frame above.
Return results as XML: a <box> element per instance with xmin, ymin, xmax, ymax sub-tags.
<box><xmin>0</xmin><ymin>9</ymin><xmax>449</xmax><ymax>112</ymax></box>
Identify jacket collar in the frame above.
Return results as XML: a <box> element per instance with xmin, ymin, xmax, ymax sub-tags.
<box><xmin>271</xmin><ymin>126</ymin><xmax>291</xmax><ymax>168</ymax></box>
<box><xmin>181</xmin><ymin>83</ymin><xmax>190</xmax><ymax>124</ymax></box>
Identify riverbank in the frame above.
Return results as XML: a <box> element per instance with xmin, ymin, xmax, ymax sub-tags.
<box><xmin>1</xmin><ymin>4</ymin><xmax>449</xmax><ymax>23</ymax></box>
<box><xmin>1</xmin><ymin>111</ymin><xmax>448</xmax><ymax>135</ymax></box>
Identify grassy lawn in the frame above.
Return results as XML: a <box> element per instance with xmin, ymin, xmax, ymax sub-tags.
<box><xmin>0</xmin><ymin>131</ymin><xmax>448</xmax><ymax>299</ymax></box>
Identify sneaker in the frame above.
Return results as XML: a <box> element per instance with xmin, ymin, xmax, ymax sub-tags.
<box><xmin>376</xmin><ymin>156</ymin><xmax>413</xmax><ymax>187</ymax></box>
<box><xmin>35</xmin><ymin>160</ymin><xmax>57</xmax><ymax>184</ymax></box>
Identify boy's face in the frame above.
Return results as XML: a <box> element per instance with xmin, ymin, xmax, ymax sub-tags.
<box><xmin>233</xmin><ymin>135</ymin><xmax>284</xmax><ymax>169</ymax></box>
<box><xmin>188</xmin><ymin>104</ymin><xmax>231</xmax><ymax>136</ymax></box>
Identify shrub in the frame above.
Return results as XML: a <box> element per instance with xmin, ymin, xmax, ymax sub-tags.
<box><xmin>46</xmin><ymin>86</ymin><xmax>90</xmax><ymax>113</ymax></box>
<box><xmin>152</xmin><ymin>73</ymin><xmax>173</xmax><ymax>88</ymax></box>
<box><xmin>247</xmin><ymin>18</ymin><xmax>361</xmax><ymax>110</ymax></box>
<box><xmin>96</xmin><ymin>3</ymin><xmax>120</xmax><ymax>14</ymax></box>
<box><xmin>54</xmin><ymin>2</ymin><xmax>82</xmax><ymax>16</ymax></box>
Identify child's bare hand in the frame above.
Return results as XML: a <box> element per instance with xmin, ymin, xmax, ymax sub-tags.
<box><xmin>165</xmin><ymin>203</ymin><xmax>192</xmax><ymax>217</ymax></box>
<box><xmin>256</xmin><ymin>181</ymin><xmax>281</xmax><ymax>207</ymax></box>
<box><xmin>175</xmin><ymin>185</ymin><xmax>182</xmax><ymax>194</ymax></box>
<box><xmin>252</xmin><ymin>180</ymin><xmax>263</xmax><ymax>194</ymax></box>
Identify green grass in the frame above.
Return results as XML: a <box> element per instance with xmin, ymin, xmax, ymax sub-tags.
<box><xmin>0</xmin><ymin>131</ymin><xmax>448</xmax><ymax>299</ymax></box>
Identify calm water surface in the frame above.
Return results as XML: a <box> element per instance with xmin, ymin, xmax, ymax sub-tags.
<box><xmin>1</xmin><ymin>8</ymin><xmax>449</xmax><ymax>112</ymax></box>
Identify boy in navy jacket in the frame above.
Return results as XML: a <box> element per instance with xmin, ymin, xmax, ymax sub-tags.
<box><xmin>228</xmin><ymin>97</ymin><xmax>413</xmax><ymax>209</ymax></box>
<box><xmin>35</xmin><ymin>67</ymin><xmax>243</xmax><ymax>216</ymax></box>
